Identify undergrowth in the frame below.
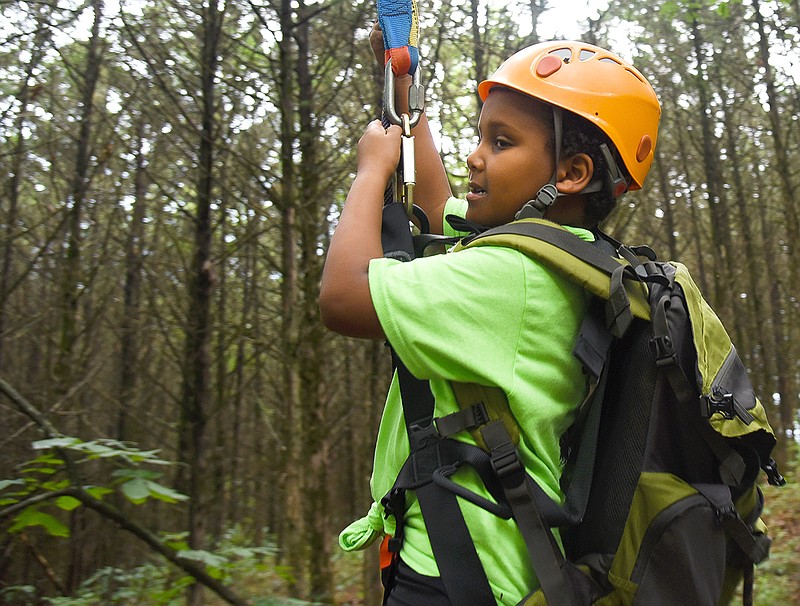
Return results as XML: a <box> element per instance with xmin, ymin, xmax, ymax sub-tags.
<box><xmin>2</xmin><ymin>459</ymin><xmax>797</xmax><ymax>605</ymax></box>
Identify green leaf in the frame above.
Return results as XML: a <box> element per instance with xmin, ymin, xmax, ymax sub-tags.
<box><xmin>112</xmin><ymin>468</ymin><xmax>161</xmax><ymax>481</ymax></box>
<box><xmin>21</xmin><ymin>466</ymin><xmax>58</xmax><ymax>476</ymax></box>
<box><xmin>54</xmin><ymin>496</ymin><xmax>82</xmax><ymax>511</ymax></box>
<box><xmin>32</xmin><ymin>437</ymin><xmax>79</xmax><ymax>450</ymax></box>
<box><xmin>10</xmin><ymin>509</ymin><xmax>70</xmax><ymax>537</ymax></box>
<box><xmin>30</xmin><ymin>453</ymin><xmax>63</xmax><ymax>465</ymax></box>
<box><xmin>144</xmin><ymin>481</ymin><xmax>188</xmax><ymax>503</ymax></box>
<box><xmin>78</xmin><ymin>442</ymin><xmax>119</xmax><ymax>458</ymax></box>
<box><xmin>85</xmin><ymin>485</ymin><xmax>114</xmax><ymax>500</ymax></box>
<box><xmin>42</xmin><ymin>479</ymin><xmax>71</xmax><ymax>491</ymax></box>
<box><xmin>162</xmin><ymin>531</ymin><xmax>189</xmax><ymax>551</ymax></box>
<box><xmin>121</xmin><ymin>478</ymin><xmax>150</xmax><ymax>504</ymax></box>
<box><xmin>0</xmin><ymin>479</ymin><xmax>25</xmax><ymax>492</ymax></box>
<box><xmin>177</xmin><ymin>549</ymin><xmax>227</xmax><ymax>568</ymax></box>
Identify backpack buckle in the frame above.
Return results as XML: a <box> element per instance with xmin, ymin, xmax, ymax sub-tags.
<box><xmin>491</xmin><ymin>443</ymin><xmax>525</xmax><ymax>488</ymax></box>
<box><xmin>763</xmin><ymin>458</ymin><xmax>786</xmax><ymax>487</ymax></box>
<box><xmin>387</xmin><ymin>536</ymin><xmax>403</xmax><ymax>553</ymax></box>
<box><xmin>715</xmin><ymin>503</ymin><xmax>738</xmax><ymax>526</ymax></box>
<box><xmin>652</xmin><ymin>334</ymin><xmax>676</xmax><ymax>367</ymax></box>
<box><xmin>702</xmin><ymin>389</ymin><xmax>736</xmax><ymax>420</ymax></box>
<box><xmin>482</xmin><ymin>421</ymin><xmax>525</xmax><ymax>487</ymax></box>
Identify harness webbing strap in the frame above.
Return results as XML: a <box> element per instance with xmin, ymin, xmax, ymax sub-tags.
<box><xmin>391</xmin><ymin>351</ymin><xmax>496</xmax><ymax>605</ymax></box>
<box><xmin>480</xmin><ymin>421</ymin><xmax>580</xmax><ymax>606</ymax></box>
<box><xmin>377</xmin><ymin>0</ymin><xmax>419</xmax><ymax>76</ymax></box>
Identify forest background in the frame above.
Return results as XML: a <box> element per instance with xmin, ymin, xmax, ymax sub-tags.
<box><xmin>1</xmin><ymin>0</ymin><xmax>799</xmax><ymax>604</ymax></box>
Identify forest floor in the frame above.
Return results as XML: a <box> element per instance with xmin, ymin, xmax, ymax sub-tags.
<box><xmin>755</xmin><ymin>474</ymin><xmax>800</xmax><ymax>605</ymax></box>
<box><xmin>326</xmin><ymin>475</ymin><xmax>800</xmax><ymax>606</ymax></box>
<box><xmin>223</xmin><ymin>477</ymin><xmax>800</xmax><ymax>606</ymax></box>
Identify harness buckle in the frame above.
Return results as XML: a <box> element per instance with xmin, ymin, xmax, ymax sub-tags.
<box><xmin>408</xmin><ymin>420</ymin><xmax>443</xmax><ymax>485</ymax></box>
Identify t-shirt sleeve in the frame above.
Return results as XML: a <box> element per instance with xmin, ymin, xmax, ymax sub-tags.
<box><xmin>369</xmin><ymin>245</ymin><xmax>566</xmax><ymax>390</ymax></box>
<box><xmin>442</xmin><ymin>197</ymin><xmax>469</xmax><ymax>236</ymax></box>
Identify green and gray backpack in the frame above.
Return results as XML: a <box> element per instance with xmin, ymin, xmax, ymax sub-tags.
<box><xmin>381</xmin><ymin>217</ymin><xmax>783</xmax><ymax>606</ymax></box>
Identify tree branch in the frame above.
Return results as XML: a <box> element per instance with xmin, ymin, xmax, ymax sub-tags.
<box><xmin>67</xmin><ymin>486</ymin><xmax>250</xmax><ymax>606</ymax></box>
<box><xmin>0</xmin><ymin>377</ymin><xmax>251</xmax><ymax>606</ymax></box>
<box><xmin>0</xmin><ymin>488</ymin><xmax>75</xmax><ymax>521</ymax></box>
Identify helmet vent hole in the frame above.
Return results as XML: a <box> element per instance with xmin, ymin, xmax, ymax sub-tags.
<box><xmin>579</xmin><ymin>49</ymin><xmax>596</xmax><ymax>61</ymax></box>
<box><xmin>550</xmin><ymin>48</ymin><xmax>572</xmax><ymax>62</ymax></box>
<box><xmin>599</xmin><ymin>57</ymin><xmax>620</xmax><ymax>65</ymax></box>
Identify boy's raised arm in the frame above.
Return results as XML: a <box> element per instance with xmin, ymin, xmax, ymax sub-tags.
<box><xmin>319</xmin><ymin>122</ymin><xmax>401</xmax><ymax>339</ymax></box>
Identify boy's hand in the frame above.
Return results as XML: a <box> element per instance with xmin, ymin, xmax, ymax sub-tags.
<box><xmin>357</xmin><ymin>120</ymin><xmax>401</xmax><ymax>183</ymax></box>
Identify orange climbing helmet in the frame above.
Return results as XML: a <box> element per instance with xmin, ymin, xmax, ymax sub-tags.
<box><xmin>478</xmin><ymin>41</ymin><xmax>661</xmax><ymax>191</ymax></box>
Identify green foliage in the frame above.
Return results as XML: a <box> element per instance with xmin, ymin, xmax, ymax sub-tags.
<box><xmin>0</xmin><ymin>527</ymin><xmax>309</xmax><ymax>606</ymax></box>
<box><xmin>8</xmin><ymin>507</ymin><xmax>69</xmax><ymax>536</ymax></box>
<box><xmin>1</xmin><ymin>436</ymin><xmax>186</xmax><ymax>538</ymax></box>
<box><xmin>0</xmin><ymin>585</ymin><xmax>38</xmax><ymax>606</ymax></box>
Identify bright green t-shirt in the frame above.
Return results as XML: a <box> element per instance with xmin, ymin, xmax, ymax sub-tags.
<box><xmin>352</xmin><ymin>199</ymin><xmax>592</xmax><ymax>605</ymax></box>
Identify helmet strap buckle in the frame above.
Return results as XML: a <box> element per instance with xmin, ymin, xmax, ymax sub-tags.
<box><xmin>516</xmin><ymin>183</ymin><xmax>558</xmax><ymax>220</ymax></box>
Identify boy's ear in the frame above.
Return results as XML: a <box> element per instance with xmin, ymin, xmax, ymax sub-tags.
<box><xmin>556</xmin><ymin>153</ymin><xmax>594</xmax><ymax>195</ymax></box>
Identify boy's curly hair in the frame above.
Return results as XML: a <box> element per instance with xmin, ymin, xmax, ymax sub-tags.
<box><xmin>560</xmin><ymin>109</ymin><xmax>625</xmax><ymax>225</ymax></box>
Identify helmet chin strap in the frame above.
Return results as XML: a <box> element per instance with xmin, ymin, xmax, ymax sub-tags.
<box><xmin>515</xmin><ymin>110</ymin><xmax>630</xmax><ymax>221</ymax></box>
<box><xmin>515</xmin><ymin>106</ymin><xmax>563</xmax><ymax>221</ymax></box>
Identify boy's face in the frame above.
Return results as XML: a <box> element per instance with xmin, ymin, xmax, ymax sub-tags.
<box><xmin>465</xmin><ymin>88</ymin><xmax>555</xmax><ymax>227</ymax></box>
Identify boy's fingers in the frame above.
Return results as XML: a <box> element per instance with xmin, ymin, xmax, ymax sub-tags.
<box><xmin>367</xmin><ymin>120</ymin><xmax>399</xmax><ymax>136</ymax></box>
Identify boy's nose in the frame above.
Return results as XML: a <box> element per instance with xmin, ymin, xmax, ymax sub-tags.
<box><xmin>466</xmin><ymin>148</ymin><xmax>483</xmax><ymax>172</ymax></box>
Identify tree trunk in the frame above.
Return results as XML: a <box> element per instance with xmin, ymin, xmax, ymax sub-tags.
<box><xmin>689</xmin><ymin>16</ymin><xmax>735</xmax><ymax>316</ymax></box>
<box><xmin>177</xmin><ymin>2</ymin><xmax>224</xmax><ymax>604</ymax></box>
<box><xmin>526</xmin><ymin>0</ymin><xmax>544</xmax><ymax>45</ymax></box>
<box><xmin>118</xmin><ymin>125</ymin><xmax>149</xmax><ymax>442</ymax></box>
<box><xmin>0</xmin><ymin>20</ymin><xmax>49</xmax><ymax>372</ymax></box>
<box><xmin>469</xmin><ymin>0</ymin><xmax>486</xmax><ymax>113</ymax></box>
<box><xmin>56</xmin><ymin>0</ymin><xmax>104</xmax><ymax>594</ymax></box>
<box><xmin>752</xmin><ymin>0</ymin><xmax>799</xmax><ymax>455</ymax></box>
<box><xmin>276</xmin><ymin>0</ymin><xmax>306</xmax><ymax>596</ymax></box>
<box><xmin>294</xmin><ymin>1</ymin><xmax>333</xmax><ymax>600</ymax></box>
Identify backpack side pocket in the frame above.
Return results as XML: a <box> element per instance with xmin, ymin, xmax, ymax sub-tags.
<box><xmin>607</xmin><ymin>472</ymin><xmax>727</xmax><ymax>606</ymax></box>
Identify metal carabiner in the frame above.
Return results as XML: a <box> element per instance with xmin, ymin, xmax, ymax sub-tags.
<box><xmin>383</xmin><ymin>59</ymin><xmax>425</xmax><ymax>128</ymax></box>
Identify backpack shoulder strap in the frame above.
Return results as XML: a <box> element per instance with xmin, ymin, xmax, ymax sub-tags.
<box><xmin>458</xmin><ymin>219</ymin><xmax>651</xmax><ymax>326</ymax></box>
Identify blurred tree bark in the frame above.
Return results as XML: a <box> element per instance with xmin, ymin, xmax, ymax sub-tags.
<box><xmin>751</xmin><ymin>0</ymin><xmax>799</xmax><ymax>465</ymax></box>
<box><xmin>176</xmin><ymin>1</ymin><xmax>225</xmax><ymax>604</ymax></box>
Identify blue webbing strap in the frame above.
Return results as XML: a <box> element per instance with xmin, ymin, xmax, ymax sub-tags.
<box><xmin>377</xmin><ymin>0</ymin><xmax>419</xmax><ymax>76</ymax></box>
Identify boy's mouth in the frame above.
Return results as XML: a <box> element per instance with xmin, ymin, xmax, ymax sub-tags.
<box><xmin>468</xmin><ymin>182</ymin><xmax>486</xmax><ymax>196</ymax></box>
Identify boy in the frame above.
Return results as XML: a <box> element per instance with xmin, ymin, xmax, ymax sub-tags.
<box><xmin>320</xmin><ymin>40</ymin><xmax>660</xmax><ymax>605</ymax></box>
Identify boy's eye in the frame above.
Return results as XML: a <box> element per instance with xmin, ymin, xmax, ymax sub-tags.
<box><xmin>494</xmin><ymin>137</ymin><xmax>512</xmax><ymax>149</ymax></box>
